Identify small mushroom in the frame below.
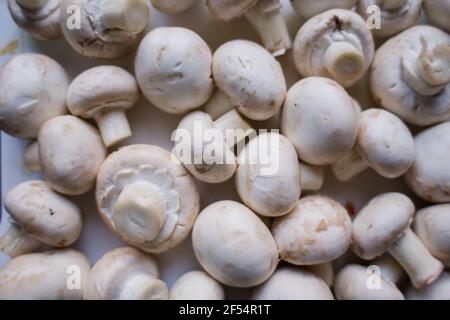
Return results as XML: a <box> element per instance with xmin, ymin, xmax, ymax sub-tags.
<box><xmin>424</xmin><ymin>0</ymin><xmax>450</xmax><ymax>32</ymax></box>
<box><xmin>291</xmin><ymin>0</ymin><xmax>358</xmax><ymax>20</ymax></box>
<box><xmin>406</xmin><ymin>272</ymin><xmax>450</xmax><ymax>300</ymax></box>
<box><xmin>192</xmin><ymin>200</ymin><xmax>279</xmax><ymax>287</ymax></box>
<box><xmin>281</xmin><ymin>77</ymin><xmax>358</xmax><ymax>166</ymax></box>
<box><xmin>352</xmin><ymin>192</ymin><xmax>443</xmax><ymax>288</ymax></box>
<box><xmin>0</xmin><ymin>53</ymin><xmax>69</xmax><ymax>139</ymax></box>
<box><xmin>67</xmin><ymin>66</ymin><xmax>139</xmax><ymax>147</ymax></box>
<box><xmin>251</xmin><ymin>267</ymin><xmax>334</xmax><ymax>300</ymax></box>
<box><xmin>293</xmin><ymin>9</ymin><xmax>375</xmax><ymax>87</ymax></box>
<box><xmin>206</xmin><ymin>0</ymin><xmax>291</xmax><ymax>56</ymax></box>
<box><xmin>0</xmin><ymin>180</ymin><xmax>82</xmax><ymax>258</ymax></box>
<box><xmin>271</xmin><ymin>195</ymin><xmax>352</xmax><ymax>265</ymax></box>
<box><xmin>170</xmin><ymin>271</ymin><xmax>225</xmax><ymax>300</ymax></box>
<box><xmin>370</xmin><ymin>26</ymin><xmax>450</xmax><ymax>126</ymax></box>
<box><xmin>151</xmin><ymin>0</ymin><xmax>197</xmax><ymax>14</ymax></box>
<box><xmin>7</xmin><ymin>0</ymin><xmax>62</xmax><ymax>40</ymax></box>
<box><xmin>60</xmin><ymin>0</ymin><xmax>150</xmax><ymax>59</ymax></box>
<box><xmin>84</xmin><ymin>247</ymin><xmax>168</xmax><ymax>300</ymax></box>
<box><xmin>96</xmin><ymin>145</ymin><xmax>200</xmax><ymax>254</ymax></box>
<box><xmin>135</xmin><ymin>27</ymin><xmax>214</xmax><ymax>115</ymax></box>
<box><xmin>0</xmin><ymin>249</ymin><xmax>90</xmax><ymax>300</ymax></box>
<box><xmin>332</xmin><ymin>108</ymin><xmax>415</xmax><ymax>181</ymax></box>
<box><xmin>308</xmin><ymin>262</ymin><xmax>335</xmax><ymax>287</ymax></box>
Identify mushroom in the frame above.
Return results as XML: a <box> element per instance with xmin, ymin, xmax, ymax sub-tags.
<box><xmin>423</xmin><ymin>0</ymin><xmax>450</xmax><ymax>33</ymax></box>
<box><xmin>414</xmin><ymin>204</ymin><xmax>450</xmax><ymax>266</ymax></box>
<box><xmin>135</xmin><ymin>27</ymin><xmax>214</xmax><ymax>115</ymax></box>
<box><xmin>0</xmin><ymin>53</ymin><xmax>69</xmax><ymax>139</ymax></box>
<box><xmin>151</xmin><ymin>0</ymin><xmax>197</xmax><ymax>14</ymax></box>
<box><xmin>206</xmin><ymin>0</ymin><xmax>291</xmax><ymax>56</ymax></box>
<box><xmin>352</xmin><ymin>192</ymin><xmax>443</xmax><ymax>288</ymax></box>
<box><xmin>281</xmin><ymin>77</ymin><xmax>359</xmax><ymax>166</ymax></box>
<box><xmin>67</xmin><ymin>66</ymin><xmax>139</xmax><ymax>147</ymax></box>
<box><xmin>271</xmin><ymin>195</ymin><xmax>352</xmax><ymax>265</ymax></box>
<box><xmin>308</xmin><ymin>262</ymin><xmax>334</xmax><ymax>287</ymax></box>
<box><xmin>293</xmin><ymin>9</ymin><xmax>375</xmax><ymax>87</ymax></box>
<box><xmin>299</xmin><ymin>162</ymin><xmax>325</xmax><ymax>191</ymax></box>
<box><xmin>84</xmin><ymin>247</ymin><xmax>168</xmax><ymax>300</ymax></box>
<box><xmin>370</xmin><ymin>26</ymin><xmax>450</xmax><ymax>126</ymax></box>
<box><xmin>332</xmin><ymin>108</ymin><xmax>415</xmax><ymax>181</ymax></box>
<box><xmin>251</xmin><ymin>266</ymin><xmax>334</xmax><ymax>300</ymax></box>
<box><xmin>404</xmin><ymin>122</ymin><xmax>450</xmax><ymax>203</ymax></box>
<box><xmin>0</xmin><ymin>180</ymin><xmax>82</xmax><ymax>258</ymax></box>
<box><xmin>96</xmin><ymin>144</ymin><xmax>200</xmax><ymax>254</ymax></box>
<box><xmin>23</xmin><ymin>141</ymin><xmax>41</xmax><ymax>172</ymax></box>
<box><xmin>192</xmin><ymin>200</ymin><xmax>278</xmax><ymax>287</ymax></box>
<box><xmin>372</xmin><ymin>255</ymin><xmax>404</xmax><ymax>285</ymax></box>
<box><xmin>0</xmin><ymin>249</ymin><xmax>90</xmax><ymax>300</ymax></box>
<box><xmin>60</xmin><ymin>0</ymin><xmax>150</xmax><ymax>59</ymax></box>
<box><xmin>406</xmin><ymin>272</ymin><xmax>450</xmax><ymax>300</ymax></box>
<box><xmin>170</xmin><ymin>270</ymin><xmax>225</xmax><ymax>300</ymax></box>
<box><xmin>356</xmin><ymin>0</ymin><xmax>422</xmax><ymax>38</ymax></box>
<box><xmin>334</xmin><ymin>264</ymin><xmax>404</xmax><ymax>300</ymax></box>
<box><xmin>38</xmin><ymin>115</ymin><xmax>106</xmax><ymax>195</ymax></box>
<box><xmin>7</xmin><ymin>0</ymin><xmax>62</xmax><ymax>40</ymax></box>
<box><xmin>291</xmin><ymin>0</ymin><xmax>358</xmax><ymax>20</ymax></box>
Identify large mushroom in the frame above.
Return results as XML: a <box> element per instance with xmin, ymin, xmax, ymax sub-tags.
<box><xmin>170</xmin><ymin>271</ymin><xmax>225</xmax><ymax>300</ymax></box>
<box><xmin>423</xmin><ymin>0</ymin><xmax>450</xmax><ymax>32</ymax></box>
<box><xmin>151</xmin><ymin>0</ymin><xmax>197</xmax><ymax>14</ymax></box>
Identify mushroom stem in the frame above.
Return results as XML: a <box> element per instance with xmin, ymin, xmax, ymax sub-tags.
<box><xmin>373</xmin><ymin>255</ymin><xmax>404</xmax><ymax>285</ymax></box>
<box><xmin>204</xmin><ymin>90</ymin><xmax>235</xmax><ymax>121</ymax></box>
<box><xmin>214</xmin><ymin>110</ymin><xmax>255</xmax><ymax>148</ymax></box>
<box><xmin>99</xmin><ymin>0</ymin><xmax>149</xmax><ymax>33</ymax></box>
<box><xmin>16</xmin><ymin>0</ymin><xmax>47</xmax><ymax>10</ymax></box>
<box><xmin>23</xmin><ymin>141</ymin><xmax>41</xmax><ymax>172</ymax></box>
<box><xmin>388</xmin><ymin>228</ymin><xmax>443</xmax><ymax>288</ymax></box>
<box><xmin>0</xmin><ymin>223</ymin><xmax>42</xmax><ymax>258</ymax></box>
<box><xmin>300</xmin><ymin>162</ymin><xmax>325</xmax><ymax>191</ymax></box>
<box><xmin>323</xmin><ymin>42</ymin><xmax>365</xmax><ymax>84</ymax></box>
<box><xmin>381</xmin><ymin>0</ymin><xmax>406</xmax><ymax>10</ymax></box>
<box><xmin>95</xmin><ymin>110</ymin><xmax>132</xmax><ymax>148</ymax></box>
<box><xmin>331</xmin><ymin>148</ymin><xmax>368</xmax><ymax>181</ymax></box>
<box><xmin>309</xmin><ymin>262</ymin><xmax>334</xmax><ymax>287</ymax></box>
<box><xmin>244</xmin><ymin>0</ymin><xmax>291</xmax><ymax>57</ymax></box>
<box><xmin>119</xmin><ymin>274</ymin><xmax>168</xmax><ymax>300</ymax></box>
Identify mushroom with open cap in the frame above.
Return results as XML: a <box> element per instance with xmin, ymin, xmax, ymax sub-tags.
<box><xmin>293</xmin><ymin>9</ymin><xmax>375</xmax><ymax>88</ymax></box>
<box><xmin>352</xmin><ymin>192</ymin><xmax>444</xmax><ymax>288</ymax></box>
<box><xmin>332</xmin><ymin>108</ymin><xmax>415</xmax><ymax>181</ymax></box>
<box><xmin>135</xmin><ymin>27</ymin><xmax>214</xmax><ymax>115</ymax></box>
<box><xmin>291</xmin><ymin>0</ymin><xmax>358</xmax><ymax>20</ymax></box>
<box><xmin>151</xmin><ymin>0</ymin><xmax>197</xmax><ymax>14</ymax></box>
<box><xmin>192</xmin><ymin>200</ymin><xmax>278</xmax><ymax>288</ymax></box>
<box><xmin>67</xmin><ymin>66</ymin><xmax>139</xmax><ymax>147</ymax></box>
<box><xmin>371</xmin><ymin>26</ymin><xmax>450</xmax><ymax>126</ymax></box>
<box><xmin>170</xmin><ymin>270</ymin><xmax>225</xmax><ymax>300</ymax></box>
<box><xmin>423</xmin><ymin>0</ymin><xmax>450</xmax><ymax>33</ymax></box>
<box><xmin>0</xmin><ymin>249</ymin><xmax>90</xmax><ymax>300</ymax></box>
<box><xmin>84</xmin><ymin>247</ymin><xmax>168</xmax><ymax>300</ymax></box>
<box><xmin>271</xmin><ymin>195</ymin><xmax>352</xmax><ymax>265</ymax></box>
<box><xmin>406</xmin><ymin>272</ymin><xmax>450</xmax><ymax>300</ymax></box>
<box><xmin>60</xmin><ymin>0</ymin><xmax>150</xmax><ymax>59</ymax></box>
<box><xmin>0</xmin><ymin>180</ymin><xmax>82</xmax><ymax>258</ymax></box>
<box><xmin>96</xmin><ymin>144</ymin><xmax>200</xmax><ymax>254</ymax></box>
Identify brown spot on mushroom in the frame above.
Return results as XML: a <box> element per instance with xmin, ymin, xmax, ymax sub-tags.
<box><xmin>333</xmin><ymin>16</ymin><xmax>343</xmax><ymax>31</ymax></box>
<box><xmin>345</xmin><ymin>201</ymin><xmax>355</xmax><ymax>217</ymax></box>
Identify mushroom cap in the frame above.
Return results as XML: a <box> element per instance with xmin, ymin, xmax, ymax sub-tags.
<box><xmin>356</xmin><ymin>108</ymin><xmax>415</xmax><ymax>178</ymax></box>
<box><xmin>0</xmin><ymin>249</ymin><xmax>90</xmax><ymax>300</ymax></box>
<box><xmin>151</xmin><ymin>0</ymin><xmax>197</xmax><ymax>14</ymax></box>
<box><xmin>293</xmin><ymin>9</ymin><xmax>374</xmax><ymax>87</ymax></box>
<box><xmin>406</xmin><ymin>272</ymin><xmax>450</xmax><ymax>300</ymax></box>
<box><xmin>96</xmin><ymin>144</ymin><xmax>200</xmax><ymax>253</ymax></box>
<box><xmin>352</xmin><ymin>193</ymin><xmax>414</xmax><ymax>260</ymax></box>
<box><xmin>251</xmin><ymin>266</ymin><xmax>334</xmax><ymax>300</ymax></box>
<box><xmin>67</xmin><ymin>66</ymin><xmax>139</xmax><ymax>118</ymax></box>
<box><xmin>291</xmin><ymin>0</ymin><xmax>358</xmax><ymax>20</ymax></box>
<box><xmin>192</xmin><ymin>200</ymin><xmax>279</xmax><ymax>288</ymax></box>
<box><xmin>405</xmin><ymin>122</ymin><xmax>450</xmax><ymax>203</ymax></box>
<box><xmin>424</xmin><ymin>0</ymin><xmax>450</xmax><ymax>32</ymax></box>
<box><xmin>334</xmin><ymin>264</ymin><xmax>404</xmax><ymax>300</ymax></box>
<box><xmin>236</xmin><ymin>132</ymin><xmax>301</xmax><ymax>217</ymax></box>
<box><xmin>135</xmin><ymin>27</ymin><xmax>213</xmax><ymax>115</ymax></box>
<box><xmin>170</xmin><ymin>270</ymin><xmax>225</xmax><ymax>300</ymax></box>
<box><xmin>4</xmin><ymin>180</ymin><xmax>82</xmax><ymax>248</ymax></box>
<box><xmin>414</xmin><ymin>204</ymin><xmax>450</xmax><ymax>266</ymax></box>
<box><xmin>371</xmin><ymin>26</ymin><xmax>450</xmax><ymax>126</ymax></box>
<box><xmin>38</xmin><ymin>115</ymin><xmax>106</xmax><ymax>196</ymax></box>
<box><xmin>281</xmin><ymin>77</ymin><xmax>358</xmax><ymax>165</ymax></box>
<box><xmin>0</xmin><ymin>53</ymin><xmax>69</xmax><ymax>138</ymax></box>
<box><xmin>212</xmin><ymin>40</ymin><xmax>287</xmax><ymax>121</ymax></box>
<box><xmin>272</xmin><ymin>195</ymin><xmax>352</xmax><ymax>265</ymax></box>
<box><xmin>206</xmin><ymin>0</ymin><xmax>257</xmax><ymax>21</ymax></box>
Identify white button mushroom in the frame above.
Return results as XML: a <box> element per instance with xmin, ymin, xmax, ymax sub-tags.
<box><xmin>271</xmin><ymin>196</ymin><xmax>352</xmax><ymax>265</ymax></box>
<box><xmin>96</xmin><ymin>144</ymin><xmax>200</xmax><ymax>254</ymax></box>
<box><xmin>206</xmin><ymin>0</ymin><xmax>291</xmax><ymax>56</ymax></box>
<box><xmin>293</xmin><ymin>9</ymin><xmax>375</xmax><ymax>87</ymax></box>
<box><xmin>332</xmin><ymin>108</ymin><xmax>415</xmax><ymax>181</ymax></box>
<box><xmin>372</xmin><ymin>254</ymin><xmax>404</xmax><ymax>286</ymax></box>
<box><xmin>0</xmin><ymin>53</ymin><xmax>69</xmax><ymax>139</ymax></box>
<box><xmin>0</xmin><ymin>180</ymin><xmax>82</xmax><ymax>258</ymax></box>
<box><xmin>251</xmin><ymin>267</ymin><xmax>334</xmax><ymax>300</ymax></box>
<box><xmin>151</xmin><ymin>0</ymin><xmax>197</xmax><ymax>14</ymax></box>
<box><xmin>406</xmin><ymin>272</ymin><xmax>450</xmax><ymax>300</ymax></box>
<box><xmin>135</xmin><ymin>27</ymin><xmax>214</xmax><ymax>115</ymax></box>
<box><xmin>281</xmin><ymin>77</ymin><xmax>359</xmax><ymax>166</ymax></box>
<box><xmin>291</xmin><ymin>0</ymin><xmax>358</xmax><ymax>20</ymax></box>
<box><xmin>0</xmin><ymin>249</ymin><xmax>90</xmax><ymax>300</ymax></box>
<box><xmin>371</xmin><ymin>26</ymin><xmax>450</xmax><ymax>126</ymax></box>
<box><xmin>7</xmin><ymin>0</ymin><xmax>62</xmax><ymax>40</ymax></box>
<box><xmin>67</xmin><ymin>66</ymin><xmax>139</xmax><ymax>147</ymax></box>
<box><xmin>192</xmin><ymin>200</ymin><xmax>279</xmax><ymax>288</ymax></box>
<box><xmin>299</xmin><ymin>162</ymin><xmax>325</xmax><ymax>191</ymax></box>
<box><xmin>170</xmin><ymin>270</ymin><xmax>225</xmax><ymax>300</ymax></box>
<box><xmin>84</xmin><ymin>247</ymin><xmax>168</xmax><ymax>300</ymax></box>
<box><xmin>352</xmin><ymin>193</ymin><xmax>444</xmax><ymax>288</ymax></box>
<box><xmin>60</xmin><ymin>0</ymin><xmax>150</xmax><ymax>59</ymax></box>
<box><xmin>424</xmin><ymin>0</ymin><xmax>450</xmax><ymax>33</ymax></box>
